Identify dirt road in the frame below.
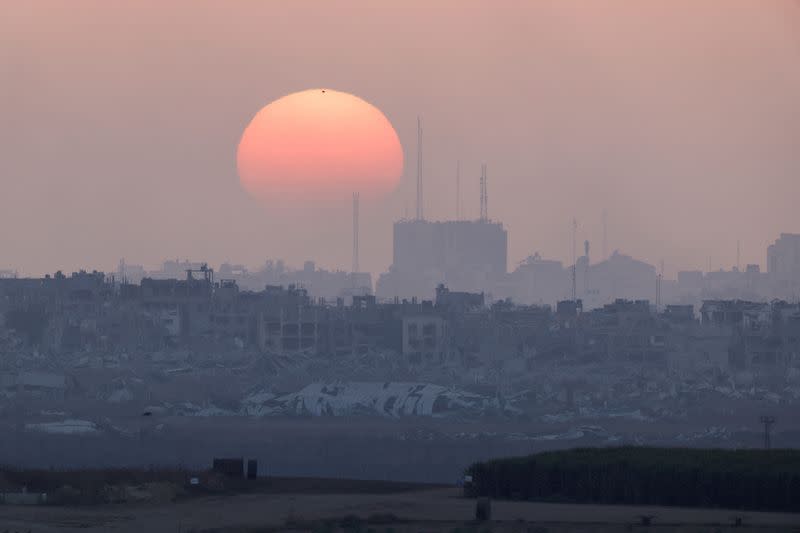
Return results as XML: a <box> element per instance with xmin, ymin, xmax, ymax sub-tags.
<box><xmin>0</xmin><ymin>487</ymin><xmax>798</xmax><ymax>532</ymax></box>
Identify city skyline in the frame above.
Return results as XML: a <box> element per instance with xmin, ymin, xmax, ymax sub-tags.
<box><xmin>4</xmin><ymin>3</ymin><xmax>800</xmax><ymax>523</ymax></box>
<box><xmin>3</xmin><ymin>1</ymin><xmax>800</xmax><ymax>278</ymax></box>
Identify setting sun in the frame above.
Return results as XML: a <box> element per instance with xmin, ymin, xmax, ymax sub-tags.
<box><xmin>237</xmin><ymin>89</ymin><xmax>404</xmax><ymax>204</ymax></box>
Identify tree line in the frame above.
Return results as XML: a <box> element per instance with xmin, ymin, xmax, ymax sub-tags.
<box><xmin>466</xmin><ymin>447</ymin><xmax>800</xmax><ymax>512</ymax></box>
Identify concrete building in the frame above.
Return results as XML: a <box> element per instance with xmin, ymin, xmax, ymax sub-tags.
<box><xmin>139</xmin><ymin>265</ymin><xmax>214</xmax><ymax>343</ymax></box>
<box><xmin>768</xmin><ymin>233</ymin><xmax>800</xmax><ymax>277</ymax></box>
<box><xmin>256</xmin><ymin>285</ymin><xmax>320</xmax><ymax>354</ymax></box>
<box><xmin>434</xmin><ymin>284</ymin><xmax>484</xmax><ymax>312</ymax></box>
<box><xmin>499</xmin><ymin>254</ymin><xmax>567</xmax><ymax>306</ymax></box>
<box><xmin>402</xmin><ymin>314</ymin><xmax>447</xmax><ymax>363</ymax></box>
<box><xmin>584</xmin><ymin>251</ymin><xmax>658</xmax><ymax>305</ymax></box>
<box><xmin>699</xmin><ymin>299</ymin><xmax>800</xmax><ymax>370</ymax></box>
<box><xmin>378</xmin><ymin>219</ymin><xmax>508</xmax><ymax>299</ymax></box>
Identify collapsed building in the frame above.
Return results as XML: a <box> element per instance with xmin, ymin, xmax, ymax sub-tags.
<box><xmin>1</xmin><ymin>261</ymin><xmax>799</xmax><ymax>380</ymax></box>
<box><xmin>701</xmin><ymin>299</ymin><xmax>800</xmax><ymax>370</ymax></box>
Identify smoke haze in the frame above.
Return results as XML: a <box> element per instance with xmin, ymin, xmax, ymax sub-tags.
<box><xmin>2</xmin><ymin>0</ymin><xmax>799</xmax><ymax>277</ymax></box>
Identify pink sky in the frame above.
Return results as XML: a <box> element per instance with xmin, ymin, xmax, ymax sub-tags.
<box><xmin>1</xmin><ymin>1</ymin><xmax>799</xmax><ymax>277</ymax></box>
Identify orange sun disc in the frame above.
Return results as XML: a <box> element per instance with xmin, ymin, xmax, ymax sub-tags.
<box><xmin>237</xmin><ymin>88</ymin><xmax>404</xmax><ymax>204</ymax></box>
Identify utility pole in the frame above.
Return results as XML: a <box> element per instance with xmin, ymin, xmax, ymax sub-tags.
<box><xmin>760</xmin><ymin>415</ymin><xmax>776</xmax><ymax>450</ymax></box>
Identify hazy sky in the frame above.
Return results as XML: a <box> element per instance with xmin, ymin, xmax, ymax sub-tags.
<box><xmin>2</xmin><ymin>1</ymin><xmax>799</xmax><ymax>278</ymax></box>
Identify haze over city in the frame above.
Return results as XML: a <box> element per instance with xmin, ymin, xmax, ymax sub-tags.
<box><xmin>3</xmin><ymin>1</ymin><xmax>800</xmax><ymax>278</ymax></box>
<box><xmin>5</xmin><ymin>2</ymin><xmax>800</xmax><ymax>531</ymax></box>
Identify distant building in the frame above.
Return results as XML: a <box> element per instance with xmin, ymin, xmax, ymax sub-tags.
<box><xmin>256</xmin><ymin>285</ymin><xmax>318</xmax><ymax>353</ymax></box>
<box><xmin>768</xmin><ymin>233</ymin><xmax>800</xmax><ymax>278</ymax></box>
<box><xmin>499</xmin><ymin>253</ymin><xmax>567</xmax><ymax>306</ymax></box>
<box><xmin>700</xmin><ymin>299</ymin><xmax>800</xmax><ymax>370</ymax></box>
<box><xmin>434</xmin><ymin>284</ymin><xmax>484</xmax><ymax>312</ymax></box>
<box><xmin>587</xmin><ymin>251</ymin><xmax>657</xmax><ymax>304</ymax></box>
<box><xmin>117</xmin><ymin>260</ymin><xmax>146</xmax><ymax>284</ymax></box>
<box><xmin>663</xmin><ymin>304</ymin><xmax>695</xmax><ymax>323</ymax></box>
<box><xmin>699</xmin><ymin>300</ymin><xmax>758</xmax><ymax>328</ymax></box>
<box><xmin>218</xmin><ymin>259</ymin><xmax>372</xmax><ymax>302</ymax></box>
<box><xmin>146</xmin><ymin>260</ymin><xmax>208</xmax><ymax>280</ymax></box>
<box><xmin>378</xmin><ymin>219</ymin><xmax>507</xmax><ymax>299</ymax></box>
<box><xmin>402</xmin><ymin>314</ymin><xmax>447</xmax><ymax>363</ymax></box>
<box><xmin>140</xmin><ymin>266</ymin><xmax>214</xmax><ymax>342</ymax></box>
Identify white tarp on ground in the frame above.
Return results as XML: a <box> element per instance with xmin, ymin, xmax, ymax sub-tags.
<box><xmin>249</xmin><ymin>382</ymin><xmax>488</xmax><ymax>418</ymax></box>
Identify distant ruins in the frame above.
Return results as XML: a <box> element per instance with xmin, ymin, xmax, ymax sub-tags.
<box><xmin>1</xmin><ymin>263</ymin><xmax>799</xmax><ymax>375</ymax></box>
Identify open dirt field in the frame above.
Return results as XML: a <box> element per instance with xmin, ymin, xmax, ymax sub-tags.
<box><xmin>0</xmin><ymin>484</ymin><xmax>798</xmax><ymax>533</ymax></box>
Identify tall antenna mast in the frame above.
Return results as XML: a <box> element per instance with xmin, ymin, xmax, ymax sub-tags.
<box><xmin>416</xmin><ymin>116</ymin><xmax>423</xmax><ymax>221</ymax></box>
<box><xmin>484</xmin><ymin>164</ymin><xmax>488</xmax><ymax>221</ymax></box>
<box><xmin>571</xmin><ymin>218</ymin><xmax>577</xmax><ymax>301</ymax></box>
<box><xmin>479</xmin><ymin>163</ymin><xmax>488</xmax><ymax>221</ymax></box>
<box><xmin>584</xmin><ymin>240</ymin><xmax>590</xmax><ymax>297</ymax></box>
<box><xmin>352</xmin><ymin>192</ymin><xmax>359</xmax><ymax>274</ymax></box>
<box><xmin>737</xmin><ymin>240</ymin><xmax>741</xmax><ymax>271</ymax></box>
<box><xmin>456</xmin><ymin>160</ymin><xmax>461</xmax><ymax>221</ymax></box>
<box><xmin>479</xmin><ymin>164</ymin><xmax>484</xmax><ymax>221</ymax></box>
<box><xmin>656</xmin><ymin>272</ymin><xmax>662</xmax><ymax>312</ymax></box>
<box><xmin>602</xmin><ymin>209</ymin><xmax>608</xmax><ymax>260</ymax></box>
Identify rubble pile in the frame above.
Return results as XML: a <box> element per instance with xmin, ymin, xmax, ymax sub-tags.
<box><xmin>1</xmin><ymin>268</ymin><xmax>799</xmax><ymax>448</ymax></box>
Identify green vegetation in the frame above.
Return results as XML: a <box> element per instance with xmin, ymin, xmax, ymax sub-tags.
<box><xmin>466</xmin><ymin>447</ymin><xmax>800</xmax><ymax>512</ymax></box>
